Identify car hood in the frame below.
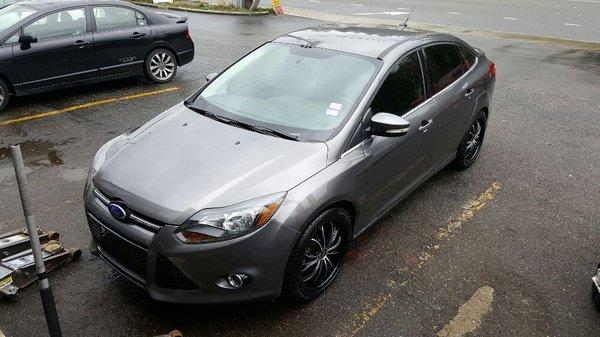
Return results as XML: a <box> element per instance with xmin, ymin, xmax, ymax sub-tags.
<box><xmin>93</xmin><ymin>104</ymin><xmax>329</xmax><ymax>225</ymax></box>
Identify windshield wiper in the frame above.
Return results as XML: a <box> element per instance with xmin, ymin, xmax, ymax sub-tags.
<box><xmin>247</xmin><ymin>125</ymin><xmax>299</xmax><ymax>141</ymax></box>
<box><xmin>185</xmin><ymin>103</ymin><xmax>299</xmax><ymax>141</ymax></box>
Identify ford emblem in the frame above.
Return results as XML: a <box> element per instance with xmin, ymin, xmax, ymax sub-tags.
<box><xmin>108</xmin><ymin>202</ymin><xmax>128</xmax><ymax>220</ymax></box>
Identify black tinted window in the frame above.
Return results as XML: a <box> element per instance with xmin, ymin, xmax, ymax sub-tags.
<box><xmin>371</xmin><ymin>52</ymin><xmax>425</xmax><ymax>116</ymax></box>
<box><xmin>24</xmin><ymin>8</ymin><xmax>86</xmax><ymax>40</ymax></box>
<box><xmin>94</xmin><ymin>7</ymin><xmax>147</xmax><ymax>32</ymax></box>
<box><xmin>424</xmin><ymin>44</ymin><xmax>464</xmax><ymax>94</ymax></box>
<box><xmin>458</xmin><ymin>45</ymin><xmax>477</xmax><ymax>69</ymax></box>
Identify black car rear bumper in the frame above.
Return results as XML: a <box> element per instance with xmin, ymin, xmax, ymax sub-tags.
<box><xmin>178</xmin><ymin>49</ymin><xmax>194</xmax><ymax>66</ymax></box>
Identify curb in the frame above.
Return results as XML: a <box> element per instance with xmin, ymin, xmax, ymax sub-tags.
<box><xmin>132</xmin><ymin>2</ymin><xmax>272</xmax><ymax>16</ymax></box>
<box><xmin>284</xmin><ymin>7</ymin><xmax>600</xmax><ymax>51</ymax></box>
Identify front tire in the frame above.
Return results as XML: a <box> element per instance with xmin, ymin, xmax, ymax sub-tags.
<box><xmin>144</xmin><ymin>48</ymin><xmax>178</xmax><ymax>83</ymax></box>
<box><xmin>0</xmin><ymin>78</ymin><xmax>9</xmax><ymax>113</ymax></box>
<box><xmin>283</xmin><ymin>208</ymin><xmax>352</xmax><ymax>302</ymax></box>
<box><xmin>451</xmin><ymin>110</ymin><xmax>487</xmax><ymax>170</ymax></box>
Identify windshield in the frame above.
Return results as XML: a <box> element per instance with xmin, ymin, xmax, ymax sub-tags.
<box><xmin>192</xmin><ymin>43</ymin><xmax>379</xmax><ymax>142</ymax></box>
<box><xmin>0</xmin><ymin>4</ymin><xmax>37</xmax><ymax>32</ymax></box>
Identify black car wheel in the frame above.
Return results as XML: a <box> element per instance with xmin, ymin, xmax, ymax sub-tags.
<box><xmin>451</xmin><ymin>110</ymin><xmax>487</xmax><ymax>170</ymax></box>
<box><xmin>0</xmin><ymin>78</ymin><xmax>9</xmax><ymax>113</ymax></box>
<box><xmin>283</xmin><ymin>207</ymin><xmax>351</xmax><ymax>301</ymax></box>
<box><xmin>145</xmin><ymin>48</ymin><xmax>177</xmax><ymax>83</ymax></box>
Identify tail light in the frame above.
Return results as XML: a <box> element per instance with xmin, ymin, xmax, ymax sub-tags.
<box><xmin>185</xmin><ymin>29</ymin><xmax>192</xmax><ymax>39</ymax></box>
<box><xmin>488</xmin><ymin>62</ymin><xmax>496</xmax><ymax>77</ymax></box>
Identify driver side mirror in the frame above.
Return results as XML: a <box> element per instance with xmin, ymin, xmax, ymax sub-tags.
<box><xmin>205</xmin><ymin>72</ymin><xmax>218</xmax><ymax>82</ymax></box>
<box><xmin>369</xmin><ymin>112</ymin><xmax>410</xmax><ymax>137</ymax></box>
<box><xmin>18</xmin><ymin>34</ymin><xmax>38</xmax><ymax>50</ymax></box>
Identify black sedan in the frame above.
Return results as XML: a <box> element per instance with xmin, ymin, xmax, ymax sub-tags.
<box><xmin>0</xmin><ymin>0</ymin><xmax>194</xmax><ymax>112</ymax></box>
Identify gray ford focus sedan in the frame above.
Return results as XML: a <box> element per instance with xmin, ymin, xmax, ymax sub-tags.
<box><xmin>84</xmin><ymin>24</ymin><xmax>495</xmax><ymax>303</ymax></box>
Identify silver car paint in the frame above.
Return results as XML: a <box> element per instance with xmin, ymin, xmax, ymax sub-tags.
<box><xmin>84</xmin><ymin>30</ymin><xmax>494</xmax><ymax>303</ymax></box>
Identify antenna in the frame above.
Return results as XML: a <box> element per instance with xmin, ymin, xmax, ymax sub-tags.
<box><xmin>399</xmin><ymin>5</ymin><xmax>415</xmax><ymax>30</ymax></box>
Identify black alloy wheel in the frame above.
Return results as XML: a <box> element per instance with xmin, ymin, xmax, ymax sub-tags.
<box><xmin>283</xmin><ymin>207</ymin><xmax>351</xmax><ymax>301</ymax></box>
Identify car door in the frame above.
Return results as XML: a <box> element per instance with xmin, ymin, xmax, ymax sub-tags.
<box><xmin>363</xmin><ymin>51</ymin><xmax>437</xmax><ymax>221</ymax></box>
<box><xmin>423</xmin><ymin>43</ymin><xmax>476</xmax><ymax>167</ymax></box>
<box><xmin>91</xmin><ymin>5</ymin><xmax>151</xmax><ymax>76</ymax></box>
<box><xmin>12</xmin><ymin>7</ymin><xmax>96</xmax><ymax>92</ymax></box>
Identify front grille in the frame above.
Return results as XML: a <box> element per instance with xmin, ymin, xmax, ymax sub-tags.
<box><xmin>93</xmin><ymin>188</ymin><xmax>165</xmax><ymax>232</ymax></box>
<box><xmin>89</xmin><ymin>215</ymin><xmax>148</xmax><ymax>279</ymax></box>
<box><xmin>155</xmin><ymin>254</ymin><xmax>198</xmax><ymax>290</ymax></box>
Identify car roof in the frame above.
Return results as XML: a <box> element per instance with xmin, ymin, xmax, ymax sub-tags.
<box><xmin>272</xmin><ymin>24</ymin><xmax>431</xmax><ymax>59</ymax></box>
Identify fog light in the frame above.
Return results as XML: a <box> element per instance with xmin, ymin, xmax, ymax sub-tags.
<box><xmin>216</xmin><ymin>273</ymin><xmax>251</xmax><ymax>289</ymax></box>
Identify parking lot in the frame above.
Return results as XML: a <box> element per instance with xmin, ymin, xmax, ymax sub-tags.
<box><xmin>1</xmin><ymin>8</ymin><xmax>600</xmax><ymax>337</ymax></box>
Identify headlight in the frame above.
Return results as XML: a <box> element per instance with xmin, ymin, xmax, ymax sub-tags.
<box><xmin>175</xmin><ymin>192</ymin><xmax>286</xmax><ymax>244</ymax></box>
<box><xmin>85</xmin><ymin>134</ymin><xmax>128</xmax><ymax>189</ymax></box>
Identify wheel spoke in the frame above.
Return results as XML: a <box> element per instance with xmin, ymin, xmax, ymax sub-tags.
<box><xmin>473</xmin><ymin>122</ymin><xmax>482</xmax><ymax>139</ymax></box>
<box><xmin>327</xmin><ymin>236</ymin><xmax>341</xmax><ymax>253</ymax></box>
<box><xmin>302</xmin><ymin>257</ymin><xmax>319</xmax><ymax>272</ymax></box>
<box><xmin>302</xmin><ymin>259</ymin><xmax>321</xmax><ymax>282</ymax></box>
<box><xmin>310</xmin><ymin>238</ymin><xmax>323</xmax><ymax>251</ymax></box>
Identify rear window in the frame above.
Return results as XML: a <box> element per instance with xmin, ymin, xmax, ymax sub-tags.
<box><xmin>424</xmin><ymin>44</ymin><xmax>464</xmax><ymax>94</ymax></box>
<box><xmin>93</xmin><ymin>6</ymin><xmax>147</xmax><ymax>32</ymax></box>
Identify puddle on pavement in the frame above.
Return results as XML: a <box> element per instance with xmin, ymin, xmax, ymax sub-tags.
<box><xmin>0</xmin><ymin>140</ymin><xmax>64</xmax><ymax>183</ymax></box>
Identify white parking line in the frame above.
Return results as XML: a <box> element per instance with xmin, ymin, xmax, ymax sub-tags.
<box><xmin>350</xmin><ymin>3</ymin><xmax>364</xmax><ymax>6</ymax></box>
<box><xmin>448</xmin><ymin>11</ymin><xmax>461</xmax><ymax>15</ymax></box>
<box><xmin>355</xmin><ymin>11</ymin><xmax>410</xmax><ymax>16</ymax></box>
<box><xmin>502</xmin><ymin>16</ymin><xmax>518</xmax><ymax>20</ymax></box>
<box><xmin>564</xmin><ymin>22</ymin><xmax>582</xmax><ymax>27</ymax></box>
<box><xmin>308</xmin><ymin>0</ymin><xmax>320</xmax><ymax>2</ymax></box>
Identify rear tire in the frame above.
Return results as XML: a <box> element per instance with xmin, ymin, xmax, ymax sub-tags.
<box><xmin>144</xmin><ymin>48</ymin><xmax>178</xmax><ymax>83</ymax></box>
<box><xmin>283</xmin><ymin>207</ymin><xmax>352</xmax><ymax>302</ymax></box>
<box><xmin>0</xmin><ymin>78</ymin><xmax>9</xmax><ymax>113</ymax></box>
<box><xmin>451</xmin><ymin>110</ymin><xmax>487</xmax><ymax>170</ymax></box>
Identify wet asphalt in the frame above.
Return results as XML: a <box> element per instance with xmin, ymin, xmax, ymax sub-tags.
<box><xmin>1</xmin><ymin>10</ymin><xmax>600</xmax><ymax>337</ymax></box>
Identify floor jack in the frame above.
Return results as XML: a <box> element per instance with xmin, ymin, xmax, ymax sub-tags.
<box><xmin>0</xmin><ymin>228</ymin><xmax>81</xmax><ymax>301</ymax></box>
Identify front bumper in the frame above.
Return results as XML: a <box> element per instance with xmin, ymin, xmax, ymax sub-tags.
<box><xmin>84</xmin><ymin>185</ymin><xmax>298</xmax><ymax>304</ymax></box>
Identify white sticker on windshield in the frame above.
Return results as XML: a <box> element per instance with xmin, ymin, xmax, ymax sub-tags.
<box><xmin>326</xmin><ymin>102</ymin><xmax>342</xmax><ymax>117</ymax></box>
<box><xmin>326</xmin><ymin>109</ymin><xmax>340</xmax><ymax>116</ymax></box>
<box><xmin>329</xmin><ymin>102</ymin><xmax>342</xmax><ymax>111</ymax></box>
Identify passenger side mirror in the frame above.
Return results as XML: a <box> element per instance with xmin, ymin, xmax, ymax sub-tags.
<box><xmin>205</xmin><ymin>72</ymin><xmax>218</xmax><ymax>82</ymax></box>
<box><xmin>369</xmin><ymin>112</ymin><xmax>410</xmax><ymax>137</ymax></box>
<box><xmin>18</xmin><ymin>34</ymin><xmax>38</xmax><ymax>50</ymax></box>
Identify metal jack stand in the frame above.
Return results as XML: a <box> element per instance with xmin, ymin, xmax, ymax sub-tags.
<box><xmin>0</xmin><ymin>237</ymin><xmax>81</xmax><ymax>300</ymax></box>
<box><xmin>6</xmin><ymin>145</ymin><xmax>64</xmax><ymax>337</ymax></box>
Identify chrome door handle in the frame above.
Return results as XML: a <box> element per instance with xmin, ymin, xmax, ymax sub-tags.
<box><xmin>419</xmin><ymin>119</ymin><xmax>433</xmax><ymax>132</ymax></box>
<box><xmin>464</xmin><ymin>88</ymin><xmax>475</xmax><ymax>97</ymax></box>
<box><xmin>73</xmin><ymin>40</ymin><xmax>90</xmax><ymax>48</ymax></box>
<box><xmin>131</xmin><ymin>32</ymin><xmax>146</xmax><ymax>38</ymax></box>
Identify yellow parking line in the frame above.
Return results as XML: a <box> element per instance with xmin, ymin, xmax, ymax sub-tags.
<box><xmin>342</xmin><ymin>181</ymin><xmax>502</xmax><ymax>336</ymax></box>
<box><xmin>0</xmin><ymin>86</ymin><xmax>179</xmax><ymax>126</ymax></box>
<box><xmin>436</xmin><ymin>286</ymin><xmax>495</xmax><ymax>337</ymax></box>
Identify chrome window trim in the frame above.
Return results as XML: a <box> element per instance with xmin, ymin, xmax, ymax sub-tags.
<box><xmin>341</xmin><ymin>42</ymin><xmax>479</xmax><ymax>156</ymax></box>
<box><xmin>402</xmin><ymin>52</ymin><xmax>479</xmax><ymax>119</ymax></box>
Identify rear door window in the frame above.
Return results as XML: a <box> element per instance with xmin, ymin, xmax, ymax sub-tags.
<box><xmin>93</xmin><ymin>6</ymin><xmax>147</xmax><ymax>32</ymax></box>
<box><xmin>424</xmin><ymin>44</ymin><xmax>464</xmax><ymax>94</ymax></box>
<box><xmin>458</xmin><ymin>45</ymin><xmax>477</xmax><ymax>69</ymax></box>
<box><xmin>23</xmin><ymin>8</ymin><xmax>86</xmax><ymax>40</ymax></box>
<box><xmin>371</xmin><ymin>52</ymin><xmax>426</xmax><ymax>116</ymax></box>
